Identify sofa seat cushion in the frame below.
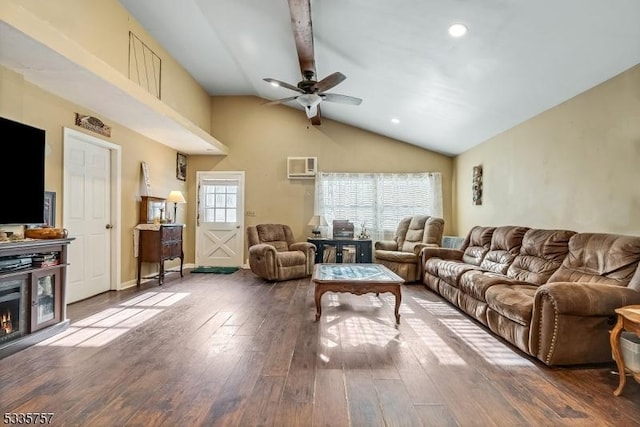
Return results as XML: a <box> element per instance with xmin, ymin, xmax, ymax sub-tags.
<box><xmin>375</xmin><ymin>249</ymin><xmax>418</xmax><ymax>263</ymax></box>
<box><xmin>424</xmin><ymin>257</ymin><xmax>442</xmax><ymax>276</ymax></box>
<box><xmin>459</xmin><ymin>271</ymin><xmax>518</xmax><ymax>302</ymax></box>
<box><xmin>485</xmin><ymin>284</ymin><xmax>537</xmax><ymax>326</ymax></box>
<box><xmin>429</xmin><ymin>260</ymin><xmax>483</xmax><ymax>287</ymax></box>
<box><xmin>277</xmin><ymin>250</ymin><xmax>307</xmax><ymax>267</ymax></box>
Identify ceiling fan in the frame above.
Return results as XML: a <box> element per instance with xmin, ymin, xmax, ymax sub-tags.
<box><xmin>264</xmin><ymin>70</ymin><xmax>362</xmax><ymax>121</ymax></box>
<box><xmin>263</xmin><ymin>0</ymin><xmax>362</xmax><ymax>125</ymax></box>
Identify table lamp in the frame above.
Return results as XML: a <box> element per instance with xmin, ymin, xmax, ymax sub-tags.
<box><xmin>167</xmin><ymin>190</ymin><xmax>186</xmax><ymax>223</ymax></box>
<box><xmin>308</xmin><ymin>215</ymin><xmax>327</xmax><ymax>237</ymax></box>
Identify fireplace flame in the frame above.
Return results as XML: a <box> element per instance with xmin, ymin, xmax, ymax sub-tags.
<box><xmin>1</xmin><ymin>311</ymin><xmax>12</xmax><ymax>334</ymax></box>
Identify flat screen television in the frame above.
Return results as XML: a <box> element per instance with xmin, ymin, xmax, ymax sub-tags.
<box><xmin>0</xmin><ymin>116</ymin><xmax>46</xmax><ymax>225</ymax></box>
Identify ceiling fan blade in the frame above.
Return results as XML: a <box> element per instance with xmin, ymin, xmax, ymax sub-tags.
<box><xmin>321</xmin><ymin>93</ymin><xmax>363</xmax><ymax>105</ymax></box>
<box><xmin>263</xmin><ymin>96</ymin><xmax>299</xmax><ymax>105</ymax></box>
<box><xmin>263</xmin><ymin>78</ymin><xmax>305</xmax><ymax>94</ymax></box>
<box><xmin>314</xmin><ymin>72</ymin><xmax>346</xmax><ymax>92</ymax></box>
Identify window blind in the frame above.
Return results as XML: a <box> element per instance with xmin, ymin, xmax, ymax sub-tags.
<box><xmin>315</xmin><ymin>172</ymin><xmax>443</xmax><ymax>240</ymax></box>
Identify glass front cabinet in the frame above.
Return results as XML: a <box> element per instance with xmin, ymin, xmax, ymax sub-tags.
<box><xmin>30</xmin><ymin>268</ymin><xmax>62</xmax><ymax>332</ymax></box>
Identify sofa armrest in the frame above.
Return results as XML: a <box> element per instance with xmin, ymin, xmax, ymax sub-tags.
<box><xmin>375</xmin><ymin>240</ymin><xmax>398</xmax><ymax>251</ymax></box>
<box><xmin>248</xmin><ymin>244</ymin><xmax>278</xmax><ymax>280</ymax></box>
<box><xmin>412</xmin><ymin>243</ymin><xmax>439</xmax><ymax>256</ymax></box>
<box><xmin>290</xmin><ymin>241</ymin><xmax>316</xmax><ymax>254</ymax></box>
<box><xmin>530</xmin><ymin>282</ymin><xmax>640</xmax><ymax>365</ymax></box>
<box><xmin>420</xmin><ymin>247</ymin><xmax>463</xmax><ymax>264</ymax></box>
<box><xmin>536</xmin><ymin>282</ymin><xmax>640</xmax><ymax>316</ymax></box>
<box><xmin>289</xmin><ymin>242</ymin><xmax>317</xmax><ymax>274</ymax></box>
<box><xmin>249</xmin><ymin>243</ymin><xmax>277</xmax><ymax>257</ymax></box>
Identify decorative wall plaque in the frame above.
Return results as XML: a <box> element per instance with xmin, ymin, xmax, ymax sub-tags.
<box><xmin>472</xmin><ymin>165</ymin><xmax>483</xmax><ymax>205</ymax></box>
<box><xmin>75</xmin><ymin>113</ymin><xmax>111</xmax><ymax>137</ymax></box>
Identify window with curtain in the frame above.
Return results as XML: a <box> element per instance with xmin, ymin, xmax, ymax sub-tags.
<box><xmin>314</xmin><ymin>172</ymin><xmax>443</xmax><ymax>240</ymax></box>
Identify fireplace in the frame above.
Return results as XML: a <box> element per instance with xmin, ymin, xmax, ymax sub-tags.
<box><xmin>0</xmin><ymin>278</ymin><xmax>27</xmax><ymax>345</ymax></box>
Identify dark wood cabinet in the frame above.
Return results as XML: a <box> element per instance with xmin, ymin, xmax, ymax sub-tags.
<box><xmin>307</xmin><ymin>238</ymin><xmax>372</xmax><ymax>264</ymax></box>
<box><xmin>137</xmin><ymin>224</ymin><xmax>184</xmax><ymax>286</ymax></box>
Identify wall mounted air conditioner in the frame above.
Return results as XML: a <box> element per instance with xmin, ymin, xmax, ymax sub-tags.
<box><xmin>287</xmin><ymin>156</ymin><xmax>317</xmax><ymax>179</ymax></box>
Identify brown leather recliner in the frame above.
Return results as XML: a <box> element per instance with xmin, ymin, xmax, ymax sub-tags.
<box><xmin>247</xmin><ymin>224</ymin><xmax>316</xmax><ymax>281</ymax></box>
<box><xmin>374</xmin><ymin>215</ymin><xmax>445</xmax><ymax>282</ymax></box>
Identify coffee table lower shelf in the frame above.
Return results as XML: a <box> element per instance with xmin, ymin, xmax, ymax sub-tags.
<box><xmin>312</xmin><ymin>263</ymin><xmax>404</xmax><ymax>324</ymax></box>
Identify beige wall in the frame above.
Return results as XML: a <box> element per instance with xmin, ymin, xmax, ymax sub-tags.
<box><xmin>455</xmin><ymin>63</ymin><xmax>640</xmax><ymax>237</ymax></box>
<box><xmin>3</xmin><ymin>0</ymin><xmax>212</xmax><ymax>131</ymax></box>
<box><xmin>0</xmin><ymin>65</ymin><xmax>186</xmax><ymax>285</ymax></box>
<box><xmin>186</xmin><ymin>96</ymin><xmax>454</xmax><ymax>263</ymax></box>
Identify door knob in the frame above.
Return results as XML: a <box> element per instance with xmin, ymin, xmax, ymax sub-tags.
<box><xmin>105</xmin><ymin>224</ymin><xmax>113</xmax><ymax>229</ymax></box>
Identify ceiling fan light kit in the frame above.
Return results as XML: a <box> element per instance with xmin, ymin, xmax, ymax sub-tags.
<box><xmin>264</xmin><ymin>71</ymin><xmax>362</xmax><ymax>123</ymax></box>
<box><xmin>296</xmin><ymin>93</ymin><xmax>323</xmax><ymax>118</ymax></box>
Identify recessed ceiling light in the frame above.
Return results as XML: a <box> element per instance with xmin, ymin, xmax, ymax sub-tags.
<box><xmin>448</xmin><ymin>23</ymin><xmax>468</xmax><ymax>38</ymax></box>
<box><xmin>391</xmin><ymin>118</ymin><xmax>400</xmax><ymax>124</ymax></box>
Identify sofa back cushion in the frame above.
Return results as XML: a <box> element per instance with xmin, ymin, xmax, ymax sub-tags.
<box><xmin>422</xmin><ymin>217</ymin><xmax>445</xmax><ymax>246</ymax></box>
<box><xmin>398</xmin><ymin>215</ymin><xmax>427</xmax><ymax>252</ymax></box>
<box><xmin>548</xmin><ymin>233</ymin><xmax>640</xmax><ymax>287</ymax></box>
<box><xmin>480</xmin><ymin>226</ymin><xmax>529</xmax><ymax>274</ymax></box>
<box><xmin>249</xmin><ymin>224</ymin><xmax>295</xmax><ymax>252</ymax></box>
<box><xmin>396</xmin><ymin>215</ymin><xmax>445</xmax><ymax>253</ymax></box>
<box><xmin>461</xmin><ymin>226</ymin><xmax>496</xmax><ymax>266</ymax></box>
<box><xmin>506</xmin><ymin>229</ymin><xmax>576</xmax><ymax>285</ymax></box>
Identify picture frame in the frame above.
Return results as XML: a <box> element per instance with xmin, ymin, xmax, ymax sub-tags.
<box><xmin>176</xmin><ymin>153</ymin><xmax>187</xmax><ymax>181</ymax></box>
<box><xmin>44</xmin><ymin>191</ymin><xmax>56</xmax><ymax>226</ymax></box>
<box><xmin>139</xmin><ymin>195</ymin><xmax>167</xmax><ymax>224</ymax></box>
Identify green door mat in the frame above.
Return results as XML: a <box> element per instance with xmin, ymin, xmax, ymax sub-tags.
<box><xmin>191</xmin><ymin>266</ymin><xmax>239</xmax><ymax>274</ymax></box>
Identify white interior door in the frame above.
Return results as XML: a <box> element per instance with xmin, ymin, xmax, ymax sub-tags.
<box><xmin>63</xmin><ymin>128</ymin><xmax>118</xmax><ymax>303</ymax></box>
<box><xmin>195</xmin><ymin>171</ymin><xmax>245</xmax><ymax>267</ymax></box>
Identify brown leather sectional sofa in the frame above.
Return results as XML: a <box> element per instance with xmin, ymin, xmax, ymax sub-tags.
<box><xmin>421</xmin><ymin>225</ymin><xmax>640</xmax><ymax>366</ymax></box>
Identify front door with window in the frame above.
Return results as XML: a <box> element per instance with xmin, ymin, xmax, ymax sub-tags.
<box><xmin>195</xmin><ymin>171</ymin><xmax>245</xmax><ymax>267</ymax></box>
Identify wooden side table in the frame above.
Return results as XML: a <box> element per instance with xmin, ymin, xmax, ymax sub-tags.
<box><xmin>610</xmin><ymin>305</ymin><xmax>640</xmax><ymax>396</ymax></box>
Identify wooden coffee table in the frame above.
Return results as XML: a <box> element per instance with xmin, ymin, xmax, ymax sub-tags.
<box><xmin>312</xmin><ymin>263</ymin><xmax>404</xmax><ymax>323</ymax></box>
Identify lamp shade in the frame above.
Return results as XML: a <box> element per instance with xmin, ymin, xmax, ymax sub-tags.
<box><xmin>307</xmin><ymin>215</ymin><xmax>328</xmax><ymax>227</ymax></box>
<box><xmin>167</xmin><ymin>190</ymin><xmax>186</xmax><ymax>204</ymax></box>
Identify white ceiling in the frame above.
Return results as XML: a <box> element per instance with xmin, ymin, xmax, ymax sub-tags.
<box><xmin>117</xmin><ymin>0</ymin><xmax>640</xmax><ymax>156</ymax></box>
<box><xmin>2</xmin><ymin>2</ymin><xmax>640</xmax><ymax>157</ymax></box>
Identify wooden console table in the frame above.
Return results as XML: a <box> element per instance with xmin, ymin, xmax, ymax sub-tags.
<box><xmin>307</xmin><ymin>237</ymin><xmax>372</xmax><ymax>264</ymax></box>
<box><xmin>136</xmin><ymin>224</ymin><xmax>184</xmax><ymax>286</ymax></box>
<box><xmin>610</xmin><ymin>305</ymin><xmax>640</xmax><ymax>396</ymax></box>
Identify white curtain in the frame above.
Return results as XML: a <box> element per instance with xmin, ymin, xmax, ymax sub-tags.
<box><xmin>314</xmin><ymin>172</ymin><xmax>443</xmax><ymax>241</ymax></box>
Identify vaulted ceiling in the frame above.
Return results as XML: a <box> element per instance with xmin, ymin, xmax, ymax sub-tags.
<box><xmin>2</xmin><ymin>2</ymin><xmax>640</xmax><ymax>157</ymax></box>
<box><xmin>118</xmin><ymin>0</ymin><xmax>640</xmax><ymax>156</ymax></box>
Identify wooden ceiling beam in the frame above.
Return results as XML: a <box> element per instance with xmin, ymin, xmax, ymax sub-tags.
<box><xmin>287</xmin><ymin>0</ymin><xmax>316</xmax><ymax>76</ymax></box>
<box><xmin>287</xmin><ymin>0</ymin><xmax>322</xmax><ymax>125</ymax></box>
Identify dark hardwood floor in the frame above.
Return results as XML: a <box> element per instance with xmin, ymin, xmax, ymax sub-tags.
<box><xmin>2</xmin><ymin>269</ymin><xmax>639</xmax><ymax>426</ymax></box>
